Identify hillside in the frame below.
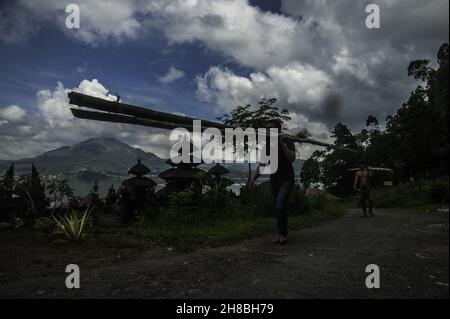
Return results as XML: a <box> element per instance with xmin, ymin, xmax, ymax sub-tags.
<box><xmin>0</xmin><ymin>137</ymin><xmax>168</xmax><ymax>176</ymax></box>
<box><xmin>0</xmin><ymin>137</ymin><xmax>303</xmax><ymax>179</ymax></box>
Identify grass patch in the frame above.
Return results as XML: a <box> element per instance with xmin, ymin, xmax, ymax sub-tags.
<box><xmin>129</xmin><ymin>200</ymin><xmax>346</xmax><ymax>252</ymax></box>
<box><xmin>42</xmin><ymin>182</ymin><xmax>349</xmax><ymax>251</ymax></box>
<box><xmin>118</xmin><ymin>183</ymin><xmax>352</xmax><ymax>251</ymax></box>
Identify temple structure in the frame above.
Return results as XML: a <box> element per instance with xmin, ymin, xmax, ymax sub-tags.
<box><xmin>104</xmin><ymin>184</ymin><xmax>117</xmax><ymax>205</ymax></box>
<box><xmin>119</xmin><ymin>159</ymin><xmax>157</xmax><ymax>221</ymax></box>
<box><xmin>158</xmin><ymin>145</ymin><xmax>206</xmax><ymax>194</ymax></box>
<box><xmin>121</xmin><ymin>159</ymin><xmax>157</xmax><ymax>203</ymax></box>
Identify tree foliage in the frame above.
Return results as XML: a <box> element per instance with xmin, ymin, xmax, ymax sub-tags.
<box><xmin>218</xmin><ymin>97</ymin><xmax>291</xmax><ymax>130</ymax></box>
<box><xmin>218</xmin><ymin>98</ymin><xmax>291</xmax><ymax>181</ymax></box>
<box><xmin>301</xmin><ymin>43</ymin><xmax>449</xmax><ymax>196</ymax></box>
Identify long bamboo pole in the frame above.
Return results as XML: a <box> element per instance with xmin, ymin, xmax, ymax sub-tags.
<box><xmin>71</xmin><ymin>108</ymin><xmax>206</xmax><ymax>131</ymax></box>
<box><xmin>68</xmin><ymin>91</ymin><xmax>357</xmax><ymax>152</ymax></box>
<box><xmin>68</xmin><ymin>91</ymin><xmax>230</xmax><ymax>129</ymax></box>
<box><xmin>70</xmin><ymin>108</ymin><xmax>357</xmax><ymax>152</ymax></box>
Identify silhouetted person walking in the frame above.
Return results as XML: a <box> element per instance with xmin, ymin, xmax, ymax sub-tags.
<box><xmin>353</xmin><ymin>164</ymin><xmax>374</xmax><ymax>217</ymax></box>
<box><xmin>251</xmin><ymin>119</ymin><xmax>296</xmax><ymax>244</ymax></box>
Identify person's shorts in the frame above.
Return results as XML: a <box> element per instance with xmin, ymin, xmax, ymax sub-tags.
<box><xmin>359</xmin><ymin>187</ymin><xmax>371</xmax><ymax>205</ymax></box>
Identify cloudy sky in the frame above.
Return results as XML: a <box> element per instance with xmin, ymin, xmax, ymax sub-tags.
<box><xmin>0</xmin><ymin>0</ymin><xmax>448</xmax><ymax>160</ymax></box>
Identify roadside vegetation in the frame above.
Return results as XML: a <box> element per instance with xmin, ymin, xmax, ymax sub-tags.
<box><xmin>371</xmin><ymin>178</ymin><xmax>449</xmax><ymax>209</ymax></box>
<box><xmin>128</xmin><ymin>183</ymin><xmax>346</xmax><ymax>251</ymax></box>
<box><xmin>0</xmin><ymin>171</ymin><xmax>347</xmax><ymax>251</ymax></box>
<box><xmin>17</xmin><ymin>177</ymin><xmax>445</xmax><ymax>251</ymax></box>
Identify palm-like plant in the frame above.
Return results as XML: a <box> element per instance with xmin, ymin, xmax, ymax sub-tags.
<box><xmin>52</xmin><ymin>208</ymin><xmax>91</xmax><ymax>240</ymax></box>
<box><xmin>294</xmin><ymin>128</ymin><xmax>311</xmax><ymax>139</ymax></box>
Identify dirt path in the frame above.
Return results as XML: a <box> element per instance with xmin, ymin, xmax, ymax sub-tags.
<box><xmin>1</xmin><ymin>209</ymin><xmax>448</xmax><ymax>298</ymax></box>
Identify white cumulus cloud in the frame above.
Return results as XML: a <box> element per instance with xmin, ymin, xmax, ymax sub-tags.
<box><xmin>0</xmin><ymin>105</ymin><xmax>26</xmax><ymax>123</ymax></box>
<box><xmin>144</xmin><ymin>0</ymin><xmax>316</xmax><ymax>69</ymax></box>
<box><xmin>158</xmin><ymin>66</ymin><xmax>186</xmax><ymax>84</ymax></box>
<box><xmin>196</xmin><ymin>63</ymin><xmax>333</xmax><ymax>113</ymax></box>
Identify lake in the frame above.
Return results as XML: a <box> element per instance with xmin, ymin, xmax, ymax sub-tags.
<box><xmin>54</xmin><ymin>175</ymin><xmax>252</xmax><ymax>197</ymax></box>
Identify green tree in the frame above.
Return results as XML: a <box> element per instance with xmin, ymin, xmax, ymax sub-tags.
<box><xmin>382</xmin><ymin>43</ymin><xmax>449</xmax><ymax>180</ymax></box>
<box><xmin>300</xmin><ymin>150</ymin><xmax>323</xmax><ymax>189</ymax></box>
<box><xmin>366</xmin><ymin>115</ymin><xmax>379</xmax><ymax>131</ymax></box>
<box><xmin>218</xmin><ymin>97</ymin><xmax>291</xmax><ymax>181</ymax></box>
<box><xmin>0</xmin><ymin>163</ymin><xmax>14</xmax><ymax>202</ymax></box>
<box><xmin>46</xmin><ymin>179</ymin><xmax>75</xmax><ymax>214</ymax></box>
<box><xmin>320</xmin><ymin>122</ymin><xmax>360</xmax><ymax>196</ymax></box>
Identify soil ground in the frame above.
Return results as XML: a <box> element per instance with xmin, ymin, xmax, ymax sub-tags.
<box><xmin>0</xmin><ymin>208</ymin><xmax>448</xmax><ymax>298</ymax></box>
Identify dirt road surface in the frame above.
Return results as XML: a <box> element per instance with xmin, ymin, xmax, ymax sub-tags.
<box><xmin>0</xmin><ymin>209</ymin><xmax>448</xmax><ymax>298</ymax></box>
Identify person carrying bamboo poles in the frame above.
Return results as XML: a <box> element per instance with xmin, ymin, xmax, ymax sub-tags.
<box><xmin>353</xmin><ymin>164</ymin><xmax>374</xmax><ymax>217</ymax></box>
<box><xmin>251</xmin><ymin>119</ymin><xmax>296</xmax><ymax>244</ymax></box>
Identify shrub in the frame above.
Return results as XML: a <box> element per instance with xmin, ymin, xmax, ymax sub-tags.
<box><xmin>289</xmin><ymin>185</ymin><xmax>312</xmax><ymax>215</ymax></box>
<box><xmin>14</xmin><ymin>217</ymin><xmax>25</xmax><ymax>229</ymax></box>
<box><xmin>52</xmin><ymin>208</ymin><xmax>91</xmax><ymax>241</ymax></box>
<box><xmin>426</xmin><ymin>179</ymin><xmax>449</xmax><ymax>203</ymax></box>
<box><xmin>200</xmin><ymin>185</ymin><xmax>238</xmax><ymax>215</ymax></box>
<box><xmin>34</xmin><ymin>217</ymin><xmax>55</xmax><ymax>238</ymax></box>
<box><xmin>239</xmin><ymin>182</ymin><xmax>273</xmax><ymax>217</ymax></box>
<box><xmin>167</xmin><ymin>191</ymin><xmax>197</xmax><ymax>214</ymax></box>
<box><xmin>46</xmin><ymin>179</ymin><xmax>75</xmax><ymax>214</ymax></box>
<box><xmin>239</xmin><ymin>182</ymin><xmax>331</xmax><ymax>218</ymax></box>
<box><xmin>372</xmin><ymin>178</ymin><xmax>449</xmax><ymax>208</ymax></box>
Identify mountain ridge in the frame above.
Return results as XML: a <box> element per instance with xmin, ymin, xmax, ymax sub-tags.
<box><xmin>0</xmin><ymin>137</ymin><xmax>168</xmax><ymax>177</ymax></box>
<box><xmin>0</xmin><ymin>137</ymin><xmax>303</xmax><ymax>179</ymax></box>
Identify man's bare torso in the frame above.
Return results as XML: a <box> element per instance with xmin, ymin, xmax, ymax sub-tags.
<box><xmin>356</xmin><ymin>169</ymin><xmax>370</xmax><ymax>188</ymax></box>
